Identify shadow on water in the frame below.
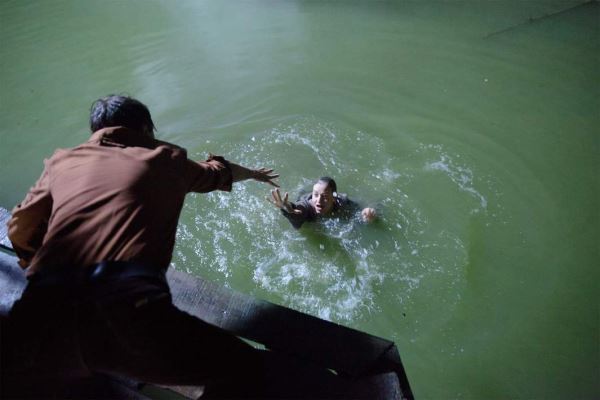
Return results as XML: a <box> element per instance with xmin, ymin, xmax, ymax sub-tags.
<box><xmin>485</xmin><ymin>1</ymin><xmax>598</xmax><ymax>39</ymax></box>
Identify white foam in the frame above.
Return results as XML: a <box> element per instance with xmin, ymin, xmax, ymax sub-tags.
<box><xmin>173</xmin><ymin>120</ymin><xmax>494</xmax><ymax>324</ymax></box>
<box><xmin>425</xmin><ymin>152</ymin><xmax>488</xmax><ymax>211</ymax></box>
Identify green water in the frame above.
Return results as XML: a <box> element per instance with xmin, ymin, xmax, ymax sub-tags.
<box><xmin>1</xmin><ymin>1</ymin><xmax>598</xmax><ymax>398</ymax></box>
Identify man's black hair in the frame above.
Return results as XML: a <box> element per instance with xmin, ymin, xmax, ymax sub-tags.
<box><xmin>89</xmin><ymin>95</ymin><xmax>155</xmax><ymax>133</ymax></box>
<box><xmin>318</xmin><ymin>177</ymin><xmax>337</xmax><ymax>194</ymax></box>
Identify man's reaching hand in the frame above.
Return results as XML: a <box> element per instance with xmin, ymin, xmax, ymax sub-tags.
<box><xmin>267</xmin><ymin>188</ymin><xmax>302</xmax><ymax>215</ymax></box>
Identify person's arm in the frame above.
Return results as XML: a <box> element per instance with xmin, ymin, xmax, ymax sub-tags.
<box><xmin>229</xmin><ymin>161</ymin><xmax>279</xmax><ymax>186</ymax></box>
<box><xmin>337</xmin><ymin>195</ymin><xmax>376</xmax><ymax>223</ymax></box>
<box><xmin>282</xmin><ymin>206</ymin><xmax>310</xmax><ymax>229</ymax></box>
<box><xmin>186</xmin><ymin>154</ymin><xmax>278</xmax><ymax>193</ymax></box>
<box><xmin>8</xmin><ymin>163</ymin><xmax>53</xmax><ymax>268</ymax></box>
<box><xmin>268</xmin><ymin>188</ymin><xmax>309</xmax><ymax>229</ymax></box>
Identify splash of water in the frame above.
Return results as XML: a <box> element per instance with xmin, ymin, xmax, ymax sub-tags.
<box><xmin>174</xmin><ymin>117</ymin><xmax>498</xmax><ymax>325</ymax></box>
<box><xmin>423</xmin><ymin>144</ymin><xmax>488</xmax><ymax>213</ymax></box>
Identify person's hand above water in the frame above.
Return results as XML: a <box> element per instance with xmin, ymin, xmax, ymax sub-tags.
<box><xmin>361</xmin><ymin>207</ymin><xmax>376</xmax><ymax>223</ymax></box>
<box><xmin>250</xmin><ymin>167</ymin><xmax>280</xmax><ymax>187</ymax></box>
<box><xmin>228</xmin><ymin>160</ymin><xmax>280</xmax><ymax>187</ymax></box>
<box><xmin>268</xmin><ymin>188</ymin><xmax>302</xmax><ymax>214</ymax></box>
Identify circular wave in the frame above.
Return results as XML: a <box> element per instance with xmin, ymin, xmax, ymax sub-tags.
<box><xmin>174</xmin><ymin>117</ymin><xmax>499</xmax><ymax>324</ymax></box>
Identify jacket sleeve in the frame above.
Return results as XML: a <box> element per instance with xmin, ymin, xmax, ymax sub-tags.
<box><xmin>185</xmin><ymin>154</ymin><xmax>233</xmax><ymax>193</ymax></box>
<box><xmin>8</xmin><ymin>162</ymin><xmax>53</xmax><ymax>268</ymax></box>
<box><xmin>281</xmin><ymin>202</ymin><xmax>311</xmax><ymax>229</ymax></box>
<box><xmin>337</xmin><ymin>196</ymin><xmax>362</xmax><ymax>219</ymax></box>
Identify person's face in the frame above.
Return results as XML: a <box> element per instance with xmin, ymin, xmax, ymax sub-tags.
<box><xmin>311</xmin><ymin>182</ymin><xmax>335</xmax><ymax>215</ymax></box>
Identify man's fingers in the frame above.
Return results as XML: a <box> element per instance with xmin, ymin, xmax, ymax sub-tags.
<box><xmin>256</xmin><ymin>169</ymin><xmax>280</xmax><ymax>187</ymax></box>
<box><xmin>254</xmin><ymin>168</ymin><xmax>279</xmax><ymax>180</ymax></box>
<box><xmin>266</xmin><ymin>196</ymin><xmax>278</xmax><ymax>207</ymax></box>
<box><xmin>272</xmin><ymin>188</ymin><xmax>286</xmax><ymax>205</ymax></box>
<box><xmin>361</xmin><ymin>207</ymin><xmax>376</xmax><ymax>222</ymax></box>
<box><xmin>282</xmin><ymin>192</ymin><xmax>294</xmax><ymax>212</ymax></box>
<box><xmin>249</xmin><ymin>166</ymin><xmax>281</xmax><ymax>188</ymax></box>
<box><xmin>269</xmin><ymin>189</ymin><xmax>301</xmax><ymax>215</ymax></box>
<box><xmin>273</xmin><ymin>188</ymin><xmax>282</xmax><ymax>202</ymax></box>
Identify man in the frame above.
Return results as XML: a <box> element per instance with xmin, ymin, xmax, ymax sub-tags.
<box><xmin>3</xmin><ymin>95</ymin><xmax>281</xmax><ymax>396</ymax></box>
<box><xmin>268</xmin><ymin>177</ymin><xmax>377</xmax><ymax>229</ymax></box>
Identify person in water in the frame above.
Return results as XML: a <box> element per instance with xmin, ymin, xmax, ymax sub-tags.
<box><xmin>268</xmin><ymin>177</ymin><xmax>377</xmax><ymax>229</ymax></box>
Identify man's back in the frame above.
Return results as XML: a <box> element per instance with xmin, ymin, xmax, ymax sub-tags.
<box><xmin>4</xmin><ymin>95</ymin><xmax>285</xmax><ymax>396</ymax></box>
<box><xmin>10</xmin><ymin>126</ymin><xmax>231</xmax><ymax>276</ymax></box>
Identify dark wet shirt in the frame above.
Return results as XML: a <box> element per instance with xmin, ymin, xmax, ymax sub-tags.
<box><xmin>281</xmin><ymin>193</ymin><xmax>360</xmax><ymax>229</ymax></box>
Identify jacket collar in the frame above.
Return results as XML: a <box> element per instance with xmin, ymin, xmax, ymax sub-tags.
<box><xmin>89</xmin><ymin>126</ymin><xmax>155</xmax><ymax>149</ymax></box>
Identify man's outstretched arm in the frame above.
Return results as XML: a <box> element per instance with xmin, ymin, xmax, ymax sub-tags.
<box><xmin>267</xmin><ymin>188</ymin><xmax>309</xmax><ymax>229</ymax></box>
<box><xmin>186</xmin><ymin>154</ymin><xmax>279</xmax><ymax>193</ymax></box>
<box><xmin>229</xmin><ymin>162</ymin><xmax>279</xmax><ymax>187</ymax></box>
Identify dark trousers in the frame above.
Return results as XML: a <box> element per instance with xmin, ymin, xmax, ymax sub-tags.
<box><xmin>2</xmin><ymin>268</ymin><xmax>346</xmax><ymax>399</ymax></box>
<box><xmin>2</xmin><ymin>274</ymin><xmax>265</xmax><ymax>397</ymax></box>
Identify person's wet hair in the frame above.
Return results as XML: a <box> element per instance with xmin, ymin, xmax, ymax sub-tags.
<box><xmin>89</xmin><ymin>95</ymin><xmax>155</xmax><ymax>133</ymax></box>
<box><xmin>317</xmin><ymin>177</ymin><xmax>337</xmax><ymax>194</ymax></box>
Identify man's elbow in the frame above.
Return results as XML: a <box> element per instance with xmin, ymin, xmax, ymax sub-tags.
<box><xmin>8</xmin><ymin>223</ymin><xmax>40</xmax><ymax>268</ymax></box>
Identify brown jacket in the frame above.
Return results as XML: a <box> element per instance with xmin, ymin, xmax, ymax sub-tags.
<box><xmin>8</xmin><ymin>127</ymin><xmax>232</xmax><ymax>277</ymax></box>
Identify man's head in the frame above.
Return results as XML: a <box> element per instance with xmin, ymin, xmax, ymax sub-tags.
<box><xmin>311</xmin><ymin>177</ymin><xmax>337</xmax><ymax>215</ymax></box>
<box><xmin>89</xmin><ymin>95</ymin><xmax>155</xmax><ymax>137</ymax></box>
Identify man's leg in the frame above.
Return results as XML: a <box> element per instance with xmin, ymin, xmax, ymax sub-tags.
<box><xmin>79</xmin><ymin>278</ymin><xmax>264</xmax><ymax>387</ymax></box>
<box><xmin>1</xmin><ymin>283</ymin><xmax>95</xmax><ymax>399</ymax></box>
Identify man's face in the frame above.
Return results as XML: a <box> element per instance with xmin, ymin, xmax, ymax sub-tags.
<box><xmin>311</xmin><ymin>182</ymin><xmax>335</xmax><ymax>215</ymax></box>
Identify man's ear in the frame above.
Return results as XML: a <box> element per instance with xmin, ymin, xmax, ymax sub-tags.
<box><xmin>143</xmin><ymin>125</ymin><xmax>155</xmax><ymax>139</ymax></box>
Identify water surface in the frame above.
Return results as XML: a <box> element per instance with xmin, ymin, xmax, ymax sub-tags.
<box><xmin>1</xmin><ymin>1</ymin><xmax>598</xmax><ymax>398</ymax></box>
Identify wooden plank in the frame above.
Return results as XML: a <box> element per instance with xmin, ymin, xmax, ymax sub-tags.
<box><xmin>168</xmin><ymin>268</ymin><xmax>396</xmax><ymax>377</ymax></box>
<box><xmin>0</xmin><ymin>250</ymin><xmax>27</xmax><ymax>316</ymax></box>
<box><xmin>0</xmin><ymin>206</ymin><xmax>12</xmax><ymax>250</ymax></box>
